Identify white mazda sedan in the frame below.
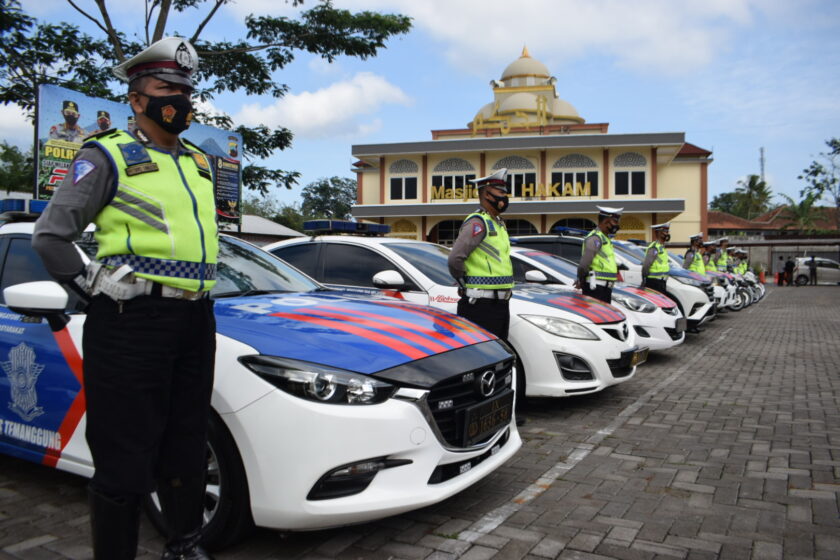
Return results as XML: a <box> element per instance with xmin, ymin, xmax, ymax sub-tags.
<box><xmin>0</xmin><ymin>201</ymin><xmax>520</xmax><ymax>551</ymax></box>
<box><xmin>266</xmin><ymin>234</ymin><xmax>647</xmax><ymax>400</ymax></box>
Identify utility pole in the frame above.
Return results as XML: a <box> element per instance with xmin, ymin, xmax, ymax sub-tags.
<box><xmin>759</xmin><ymin>147</ymin><xmax>765</xmax><ymax>183</ymax></box>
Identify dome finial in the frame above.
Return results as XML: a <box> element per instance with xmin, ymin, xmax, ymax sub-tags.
<box><xmin>521</xmin><ymin>45</ymin><xmax>530</xmax><ymax>58</ymax></box>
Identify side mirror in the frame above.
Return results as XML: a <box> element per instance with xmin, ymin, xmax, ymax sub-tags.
<box><xmin>618</xmin><ymin>263</ymin><xmax>629</xmax><ymax>271</ymax></box>
<box><xmin>372</xmin><ymin>270</ymin><xmax>405</xmax><ymax>290</ymax></box>
<box><xmin>4</xmin><ymin>281</ymin><xmax>70</xmax><ymax>331</ymax></box>
<box><xmin>524</xmin><ymin>269</ymin><xmax>549</xmax><ymax>283</ymax></box>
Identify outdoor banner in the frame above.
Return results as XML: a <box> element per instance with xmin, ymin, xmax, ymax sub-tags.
<box><xmin>36</xmin><ymin>84</ymin><xmax>242</xmax><ymax>224</ymax></box>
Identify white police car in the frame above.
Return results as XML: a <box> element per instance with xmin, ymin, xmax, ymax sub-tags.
<box><xmin>265</xmin><ymin>227</ymin><xmax>647</xmax><ymax>399</ymax></box>
<box><xmin>0</xmin><ymin>200</ymin><xmax>520</xmax><ymax>550</ymax></box>
<box><xmin>508</xmin><ymin>248</ymin><xmax>686</xmax><ymax>351</ymax></box>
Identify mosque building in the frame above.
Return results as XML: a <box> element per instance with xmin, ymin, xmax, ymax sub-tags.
<box><xmin>350</xmin><ymin>47</ymin><xmax>712</xmax><ymax>244</ymax></box>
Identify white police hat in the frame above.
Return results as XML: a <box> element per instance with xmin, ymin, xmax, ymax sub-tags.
<box><xmin>470</xmin><ymin>168</ymin><xmax>508</xmax><ymax>192</ymax></box>
<box><xmin>726</xmin><ymin>245</ymin><xmax>738</xmax><ymax>252</ymax></box>
<box><xmin>717</xmin><ymin>236</ymin><xmax>729</xmax><ymax>243</ymax></box>
<box><xmin>651</xmin><ymin>222</ymin><xmax>671</xmax><ymax>229</ymax></box>
<box><xmin>113</xmin><ymin>37</ymin><xmax>198</xmax><ymax>88</ymax></box>
<box><xmin>596</xmin><ymin>205</ymin><xmax>624</xmax><ymax>219</ymax></box>
<box><xmin>703</xmin><ymin>240</ymin><xmax>718</xmax><ymax>246</ymax></box>
<box><xmin>689</xmin><ymin>232</ymin><xmax>704</xmax><ymax>240</ymax></box>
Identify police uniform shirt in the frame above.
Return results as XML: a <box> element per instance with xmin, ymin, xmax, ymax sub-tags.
<box><xmin>683</xmin><ymin>249</ymin><xmax>696</xmax><ymax>269</ymax></box>
<box><xmin>641</xmin><ymin>244</ymin><xmax>658</xmax><ymax>278</ymax></box>
<box><xmin>32</xmin><ymin>134</ymin><xmax>195</xmax><ymax>283</ymax></box>
<box><xmin>49</xmin><ymin>123</ymin><xmax>87</xmax><ymax>143</ymax></box>
<box><xmin>447</xmin><ymin>213</ymin><xmax>505</xmax><ymax>285</ymax></box>
<box><xmin>577</xmin><ymin>234</ymin><xmax>602</xmax><ymax>282</ymax></box>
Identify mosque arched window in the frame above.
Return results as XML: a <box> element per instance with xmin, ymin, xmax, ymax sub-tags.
<box><xmin>492</xmin><ymin>155</ymin><xmax>536</xmax><ymax>198</ymax></box>
<box><xmin>388</xmin><ymin>158</ymin><xmax>419</xmax><ymax>200</ymax></box>
<box><xmin>551</xmin><ymin>154</ymin><xmax>598</xmax><ymax>197</ymax></box>
<box><xmin>431</xmin><ymin>158</ymin><xmax>476</xmax><ymax>200</ymax></box>
<box><xmin>505</xmin><ymin>219</ymin><xmax>538</xmax><ymax>236</ymax></box>
<box><xmin>613</xmin><ymin>152</ymin><xmax>646</xmax><ymax>196</ymax></box>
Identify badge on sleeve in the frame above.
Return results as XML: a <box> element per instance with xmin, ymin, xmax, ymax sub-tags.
<box><xmin>73</xmin><ymin>159</ymin><xmax>96</xmax><ymax>184</ymax></box>
<box><xmin>471</xmin><ymin>221</ymin><xmax>484</xmax><ymax>237</ymax></box>
<box><xmin>594</xmin><ymin>238</ymin><xmax>602</xmax><ymax>249</ymax></box>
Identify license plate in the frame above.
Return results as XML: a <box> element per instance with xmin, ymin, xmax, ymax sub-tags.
<box><xmin>631</xmin><ymin>348</ymin><xmax>649</xmax><ymax>366</ymax></box>
<box><xmin>675</xmin><ymin>317</ymin><xmax>687</xmax><ymax>332</ymax></box>
<box><xmin>462</xmin><ymin>390</ymin><xmax>514</xmax><ymax>447</ymax></box>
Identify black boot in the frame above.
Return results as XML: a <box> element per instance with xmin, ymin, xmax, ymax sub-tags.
<box><xmin>88</xmin><ymin>484</ymin><xmax>141</xmax><ymax>559</ymax></box>
<box><xmin>157</xmin><ymin>477</ymin><xmax>214</xmax><ymax>560</ymax></box>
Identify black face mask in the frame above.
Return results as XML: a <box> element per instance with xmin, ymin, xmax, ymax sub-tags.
<box><xmin>486</xmin><ymin>192</ymin><xmax>509</xmax><ymax>213</ymax></box>
<box><xmin>664</xmin><ymin>233</ymin><xmax>671</xmax><ymax>242</ymax></box>
<box><xmin>138</xmin><ymin>93</ymin><xmax>193</xmax><ymax>134</ymax></box>
<box><xmin>64</xmin><ymin>115</ymin><xmax>78</xmax><ymax>126</ymax></box>
<box><xmin>608</xmin><ymin>223</ymin><xmax>620</xmax><ymax>234</ymax></box>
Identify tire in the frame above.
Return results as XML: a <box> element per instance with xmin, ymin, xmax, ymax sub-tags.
<box><xmin>514</xmin><ymin>352</ymin><xmax>527</xmax><ymax>409</ymax></box>
<box><xmin>795</xmin><ymin>275</ymin><xmax>809</xmax><ymax>286</ymax></box>
<box><xmin>727</xmin><ymin>292</ymin><xmax>744</xmax><ymax>312</ymax></box>
<box><xmin>144</xmin><ymin>412</ymin><xmax>254</xmax><ymax>552</ymax></box>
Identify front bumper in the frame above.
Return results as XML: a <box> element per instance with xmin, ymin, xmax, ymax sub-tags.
<box><xmin>223</xmin><ymin>383</ymin><xmax>521</xmax><ymax>531</ymax></box>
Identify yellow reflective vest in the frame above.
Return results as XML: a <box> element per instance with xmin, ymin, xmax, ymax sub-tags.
<box><xmin>646</xmin><ymin>240</ymin><xmax>670</xmax><ymax>279</ymax></box>
<box><xmin>583</xmin><ymin>229</ymin><xmax>618</xmax><ymax>281</ymax></box>
<box><xmin>88</xmin><ymin>130</ymin><xmax>219</xmax><ymax>292</ymax></box>
<box><xmin>463</xmin><ymin>211</ymin><xmax>514</xmax><ymax>289</ymax></box>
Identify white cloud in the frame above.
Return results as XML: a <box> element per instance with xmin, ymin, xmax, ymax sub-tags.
<box><xmin>0</xmin><ymin>104</ymin><xmax>34</xmax><ymax>147</ymax></box>
<box><xmin>233</xmin><ymin>72</ymin><xmax>411</xmax><ymax>138</ymax></box>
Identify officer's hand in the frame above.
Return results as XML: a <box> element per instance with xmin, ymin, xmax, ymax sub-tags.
<box><xmin>573</xmin><ymin>279</ymin><xmax>581</xmax><ymax>290</ymax></box>
<box><xmin>457</xmin><ymin>287</ymin><xmax>466</xmax><ymax>298</ymax></box>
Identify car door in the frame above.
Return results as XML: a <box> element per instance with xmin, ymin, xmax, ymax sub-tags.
<box><xmin>320</xmin><ymin>243</ymin><xmax>430</xmax><ymax>305</ymax></box>
<box><xmin>817</xmin><ymin>259</ymin><xmax>840</xmax><ymax>284</ymax></box>
<box><xmin>0</xmin><ymin>234</ymin><xmax>90</xmax><ymax>471</ymax></box>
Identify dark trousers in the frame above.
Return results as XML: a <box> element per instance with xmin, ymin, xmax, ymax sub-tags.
<box><xmin>582</xmin><ymin>283</ymin><xmax>612</xmax><ymax>304</ymax></box>
<box><xmin>810</xmin><ymin>270</ymin><xmax>817</xmax><ymax>285</ymax></box>
<box><xmin>457</xmin><ymin>297</ymin><xmax>510</xmax><ymax>341</ymax></box>
<box><xmin>646</xmin><ymin>277</ymin><xmax>668</xmax><ymax>295</ymax></box>
<box><xmin>83</xmin><ymin>295</ymin><xmax>215</xmax><ymax>497</ymax></box>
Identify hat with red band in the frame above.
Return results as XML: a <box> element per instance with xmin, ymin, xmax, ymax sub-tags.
<box><xmin>470</xmin><ymin>168</ymin><xmax>509</xmax><ymax>192</ymax></box>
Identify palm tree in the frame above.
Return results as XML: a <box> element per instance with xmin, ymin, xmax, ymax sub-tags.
<box><xmin>776</xmin><ymin>193</ymin><xmax>825</xmax><ymax>233</ymax></box>
<box><xmin>735</xmin><ymin>175</ymin><xmax>774</xmax><ymax>220</ymax></box>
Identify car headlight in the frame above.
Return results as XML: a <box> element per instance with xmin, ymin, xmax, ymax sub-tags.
<box><xmin>612</xmin><ymin>293</ymin><xmax>656</xmax><ymax>313</ymax></box>
<box><xmin>520</xmin><ymin>315</ymin><xmax>599</xmax><ymax>340</ymax></box>
<box><xmin>673</xmin><ymin>275</ymin><xmax>705</xmax><ymax>288</ymax></box>
<box><xmin>239</xmin><ymin>356</ymin><xmax>396</xmax><ymax>405</ymax></box>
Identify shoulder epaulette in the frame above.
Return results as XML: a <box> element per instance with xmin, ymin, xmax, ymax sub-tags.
<box><xmin>180</xmin><ymin>138</ymin><xmax>206</xmax><ymax>154</ymax></box>
<box><xmin>84</xmin><ymin>128</ymin><xmax>120</xmax><ymax>141</ymax></box>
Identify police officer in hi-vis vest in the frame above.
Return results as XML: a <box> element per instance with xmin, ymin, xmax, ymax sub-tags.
<box><xmin>683</xmin><ymin>232</ymin><xmax>705</xmax><ymax>274</ymax></box>
<box><xmin>33</xmin><ymin>37</ymin><xmax>218</xmax><ymax>560</ymax></box>
<box><xmin>576</xmin><ymin>206</ymin><xmax>623</xmax><ymax>304</ymax></box>
<box><xmin>702</xmin><ymin>239</ymin><xmax>718</xmax><ymax>272</ymax></box>
<box><xmin>716</xmin><ymin>237</ymin><xmax>731</xmax><ymax>272</ymax></box>
<box><xmin>448</xmin><ymin>168</ymin><xmax>513</xmax><ymax>340</ymax></box>
<box><xmin>641</xmin><ymin>222</ymin><xmax>671</xmax><ymax>294</ymax></box>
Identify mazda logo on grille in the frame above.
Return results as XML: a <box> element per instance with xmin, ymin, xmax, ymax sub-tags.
<box><xmin>478</xmin><ymin>370</ymin><xmax>496</xmax><ymax>398</ymax></box>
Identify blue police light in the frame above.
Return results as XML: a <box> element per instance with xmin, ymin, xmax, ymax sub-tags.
<box><xmin>304</xmin><ymin>220</ymin><xmax>391</xmax><ymax>236</ymax></box>
<box><xmin>0</xmin><ymin>198</ymin><xmax>47</xmax><ymax>221</ymax></box>
<box><xmin>552</xmin><ymin>226</ymin><xmax>590</xmax><ymax>235</ymax></box>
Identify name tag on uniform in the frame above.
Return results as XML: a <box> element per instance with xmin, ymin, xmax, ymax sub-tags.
<box><xmin>125</xmin><ymin>162</ymin><xmax>160</xmax><ymax>176</ymax></box>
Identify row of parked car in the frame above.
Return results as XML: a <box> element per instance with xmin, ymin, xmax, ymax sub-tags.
<box><xmin>0</xmin><ymin>201</ymin><xmax>762</xmax><ymax>550</ymax></box>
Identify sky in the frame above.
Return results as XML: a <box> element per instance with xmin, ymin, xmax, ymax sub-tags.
<box><xmin>6</xmin><ymin>0</ymin><xmax>840</xmax><ymax>209</ymax></box>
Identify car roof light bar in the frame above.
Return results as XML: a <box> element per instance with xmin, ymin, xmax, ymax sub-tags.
<box><xmin>0</xmin><ymin>199</ymin><xmax>48</xmax><ymax>221</ymax></box>
<box><xmin>303</xmin><ymin>220</ymin><xmax>391</xmax><ymax>236</ymax></box>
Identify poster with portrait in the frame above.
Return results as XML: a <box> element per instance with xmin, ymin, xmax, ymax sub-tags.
<box><xmin>36</xmin><ymin>84</ymin><xmax>242</xmax><ymax>224</ymax></box>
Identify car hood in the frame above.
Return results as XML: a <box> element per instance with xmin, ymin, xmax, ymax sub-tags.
<box><xmin>615</xmin><ymin>286</ymin><xmax>676</xmax><ymax>309</ymax></box>
<box><xmin>512</xmin><ymin>286</ymin><xmax>625</xmax><ymax>324</ymax></box>
<box><xmin>669</xmin><ymin>266</ymin><xmax>710</xmax><ymax>285</ymax></box>
<box><xmin>214</xmin><ymin>292</ymin><xmax>495</xmax><ymax>374</ymax></box>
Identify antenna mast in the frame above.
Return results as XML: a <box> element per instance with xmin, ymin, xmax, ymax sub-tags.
<box><xmin>759</xmin><ymin>147</ymin><xmax>765</xmax><ymax>182</ymax></box>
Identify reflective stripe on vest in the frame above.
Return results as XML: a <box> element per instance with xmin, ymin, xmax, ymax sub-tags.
<box><xmin>583</xmin><ymin>229</ymin><xmax>618</xmax><ymax>281</ymax></box>
<box><xmin>463</xmin><ymin>211</ymin><xmax>514</xmax><ymax>289</ymax></box>
<box><xmin>89</xmin><ymin>130</ymin><xmax>219</xmax><ymax>292</ymax></box>
<box><xmin>717</xmin><ymin>251</ymin><xmax>729</xmax><ymax>272</ymax></box>
<box><xmin>647</xmin><ymin>241</ymin><xmax>670</xmax><ymax>278</ymax></box>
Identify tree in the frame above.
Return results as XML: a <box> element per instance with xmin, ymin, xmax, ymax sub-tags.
<box><xmin>734</xmin><ymin>174</ymin><xmax>773</xmax><ymax>220</ymax></box>
<box><xmin>0</xmin><ymin>142</ymin><xmax>34</xmax><ymax>193</ymax></box>
<box><xmin>240</xmin><ymin>195</ymin><xmax>305</xmax><ymax>232</ymax></box>
<box><xmin>709</xmin><ymin>192</ymin><xmax>745</xmax><ymax>215</ymax></box>
<box><xmin>777</xmin><ymin>192</ymin><xmax>825</xmax><ymax>233</ymax></box>
<box><xmin>799</xmin><ymin>138</ymin><xmax>840</xmax><ymax>231</ymax></box>
<box><xmin>273</xmin><ymin>203</ymin><xmax>306</xmax><ymax>233</ymax></box>
<box><xmin>0</xmin><ymin>0</ymin><xmax>412</xmax><ymax>194</ymax></box>
<box><xmin>300</xmin><ymin>176</ymin><xmax>356</xmax><ymax>219</ymax></box>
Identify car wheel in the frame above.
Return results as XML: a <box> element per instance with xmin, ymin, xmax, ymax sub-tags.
<box><xmin>144</xmin><ymin>412</ymin><xmax>254</xmax><ymax>551</ymax></box>
<box><xmin>795</xmin><ymin>275</ymin><xmax>809</xmax><ymax>286</ymax></box>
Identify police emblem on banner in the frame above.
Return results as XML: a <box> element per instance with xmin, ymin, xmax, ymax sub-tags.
<box><xmin>2</xmin><ymin>343</ymin><xmax>45</xmax><ymax>422</ymax></box>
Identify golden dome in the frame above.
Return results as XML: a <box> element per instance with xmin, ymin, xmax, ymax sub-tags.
<box><xmin>501</xmin><ymin>46</ymin><xmax>550</xmax><ymax>81</ymax></box>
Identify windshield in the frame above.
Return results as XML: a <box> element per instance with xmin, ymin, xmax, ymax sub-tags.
<box><xmin>519</xmin><ymin>250</ymin><xmax>577</xmax><ymax>279</ymax></box>
<box><xmin>212</xmin><ymin>236</ymin><xmax>320</xmax><ymax>297</ymax></box>
<box><xmin>384</xmin><ymin>242</ymin><xmax>457</xmax><ymax>286</ymax></box>
<box><xmin>613</xmin><ymin>240</ymin><xmax>647</xmax><ymax>263</ymax></box>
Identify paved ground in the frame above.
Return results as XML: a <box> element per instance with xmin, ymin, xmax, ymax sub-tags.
<box><xmin>1</xmin><ymin>284</ymin><xmax>838</xmax><ymax>559</ymax></box>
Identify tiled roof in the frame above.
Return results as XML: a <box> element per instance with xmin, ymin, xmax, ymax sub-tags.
<box><xmin>709</xmin><ymin>207</ymin><xmax>838</xmax><ymax>231</ymax></box>
<box><xmin>678</xmin><ymin>143</ymin><xmax>712</xmax><ymax>156</ymax></box>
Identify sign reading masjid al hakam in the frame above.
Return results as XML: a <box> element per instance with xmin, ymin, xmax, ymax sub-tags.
<box><xmin>430</xmin><ymin>180</ymin><xmax>592</xmax><ymax>201</ymax></box>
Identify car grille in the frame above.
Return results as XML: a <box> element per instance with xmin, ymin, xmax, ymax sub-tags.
<box><xmin>606</xmin><ymin>350</ymin><xmax>636</xmax><ymax>378</ymax></box>
<box><xmin>600</xmin><ymin>322</ymin><xmax>628</xmax><ymax>342</ymax></box>
<box><xmin>426</xmin><ymin>362</ymin><xmax>513</xmax><ymax>448</ymax></box>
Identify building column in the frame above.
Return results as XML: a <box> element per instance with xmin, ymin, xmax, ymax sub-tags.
<box><xmin>422</xmin><ymin>155</ymin><xmax>428</xmax><ymax>203</ymax></box>
<box><xmin>379</xmin><ymin>156</ymin><xmax>386</xmax><ymax>204</ymax></box>
<box><xmin>480</xmin><ymin>152</ymin><xmax>486</xmax><ymax>177</ymax></box>
<box><xmin>651</xmin><ymin>147</ymin><xmax>658</xmax><ymax>198</ymax></box>
<box><xmin>540</xmin><ymin>214</ymin><xmax>547</xmax><ymax>234</ymax></box>
<box><xmin>602</xmin><ymin>148</ymin><xmax>610</xmax><ymax>199</ymax></box>
<box><xmin>421</xmin><ymin>216</ymin><xmax>427</xmax><ymax>241</ymax></box>
<box><xmin>356</xmin><ymin>171</ymin><xmax>363</xmax><ymax>204</ymax></box>
<box><xmin>540</xmin><ymin>150</ymin><xmax>547</xmax><ymax>200</ymax></box>
<box><xmin>701</xmin><ymin>161</ymin><xmax>709</xmax><ymax>236</ymax></box>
